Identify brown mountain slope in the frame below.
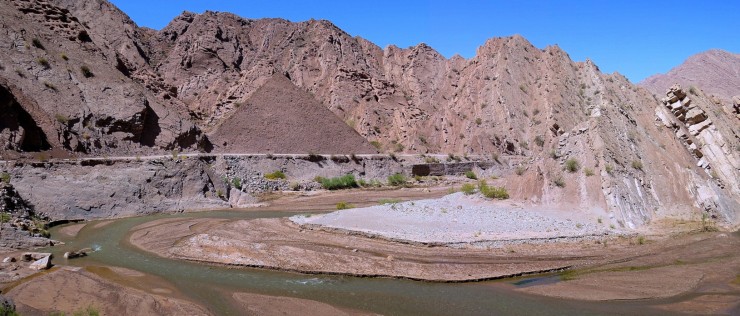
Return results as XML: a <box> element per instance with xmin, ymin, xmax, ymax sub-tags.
<box><xmin>209</xmin><ymin>74</ymin><xmax>377</xmax><ymax>154</ymax></box>
<box><xmin>0</xmin><ymin>0</ymin><xmax>208</xmax><ymax>157</ymax></box>
<box><xmin>640</xmin><ymin>49</ymin><xmax>740</xmax><ymax>105</ymax></box>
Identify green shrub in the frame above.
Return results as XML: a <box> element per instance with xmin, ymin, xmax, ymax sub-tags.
<box><xmin>319</xmin><ymin>174</ymin><xmax>357</xmax><ymax>190</ymax></box>
<box><xmin>231</xmin><ymin>177</ymin><xmax>242</xmax><ymax>189</ymax></box>
<box><xmin>264</xmin><ymin>170</ymin><xmax>286</xmax><ymax>180</ymax></box>
<box><xmin>464</xmin><ymin>170</ymin><xmax>477</xmax><ymax>180</ymax></box>
<box><xmin>80</xmin><ymin>65</ymin><xmax>94</xmax><ymax>78</ymax></box>
<box><xmin>336</xmin><ymin>201</ymin><xmax>354</xmax><ymax>210</ymax></box>
<box><xmin>461</xmin><ymin>183</ymin><xmax>476</xmax><ymax>195</ymax></box>
<box><xmin>31</xmin><ymin>38</ymin><xmax>44</xmax><ymax>49</ymax></box>
<box><xmin>631</xmin><ymin>160</ymin><xmax>643</xmax><ymax>170</ymax></box>
<box><xmin>478</xmin><ymin>180</ymin><xmax>509</xmax><ymax>199</ymax></box>
<box><xmin>475</xmin><ymin>118</ymin><xmax>482</xmax><ymax>126</ymax></box>
<box><xmin>0</xmin><ymin>303</ymin><xmax>19</xmax><ymax>316</ymax></box>
<box><xmin>387</xmin><ymin>173</ymin><xmax>407</xmax><ymax>186</ymax></box>
<box><xmin>60</xmin><ymin>53</ymin><xmax>69</xmax><ymax>61</ymax></box>
<box><xmin>1</xmin><ymin>172</ymin><xmax>10</xmax><ymax>184</ymax></box>
<box><xmin>565</xmin><ymin>158</ymin><xmax>580</xmax><ymax>173</ymax></box>
<box><xmin>370</xmin><ymin>141</ymin><xmax>382</xmax><ymax>150</ymax></box>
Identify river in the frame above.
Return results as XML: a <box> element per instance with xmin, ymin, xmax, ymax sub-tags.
<box><xmin>43</xmin><ymin>210</ymin><xmax>680</xmax><ymax>315</ymax></box>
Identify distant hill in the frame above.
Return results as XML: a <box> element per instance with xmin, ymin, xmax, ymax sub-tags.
<box><xmin>640</xmin><ymin>49</ymin><xmax>740</xmax><ymax>104</ymax></box>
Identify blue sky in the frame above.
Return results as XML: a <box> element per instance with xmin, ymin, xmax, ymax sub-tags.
<box><xmin>110</xmin><ymin>0</ymin><xmax>739</xmax><ymax>82</ymax></box>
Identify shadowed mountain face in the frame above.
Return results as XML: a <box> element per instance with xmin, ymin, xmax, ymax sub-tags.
<box><xmin>210</xmin><ymin>74</ymin><xmax>378</xmax><ymax>154</ymax></box>
<box><xmin>640</xmin><ymin>49</ymin><xmax>740</xmax><ymax>105</ymax></box>
<box><xmin>0</xmin><ymin>0</ymin><xmax>737</xmax><ymax>227</ymax></box>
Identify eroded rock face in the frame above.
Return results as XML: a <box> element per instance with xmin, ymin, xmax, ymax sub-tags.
<box><xmin>0</xmin><ymin>0</ymin><xmax>207</xmax><ymax>156</ymax></box>
<box><xmin>655</xmin><ymin>84</ymin><xmax>740</xmax><ymax>223</ymax></box>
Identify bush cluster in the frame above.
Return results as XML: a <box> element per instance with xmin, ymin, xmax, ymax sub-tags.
<box><xmin>264</xmin><ymin>170</ymin><xmax>286</xmax><ymax>180</ymax></box>
<box><xmin>316</xmin><ymin>174</ymin><xmax>357</xmax><ymax>190</ymax></box>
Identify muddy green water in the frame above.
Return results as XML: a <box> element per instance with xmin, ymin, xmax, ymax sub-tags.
<box><xmin>43</xmin><ymin>210</ymin><xmax>678</xmax><ymax>315</ymax></box>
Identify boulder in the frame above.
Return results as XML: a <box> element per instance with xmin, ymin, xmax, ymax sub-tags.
<box><xmin>63</xmin><ymin>248</ymin><xmax>91</xmax><ymax>259</ymax></box>
<box><xmin>29</xmin><ymin>255</ymin><xmax>51</xmax><ymax>270</ymax></box>
<box><xmin>688</xmin><ymin>119</ymin><xmax>712</xmax><ymax>136</ymax></box>
<box><xmin>685</xmin><ymin>108</ymin><xmax>707</xmax><ymax>125</ymax></box>
<box><xmin>22</xmin><ymin>252</ymin><xmax>51</xmax><ymax>262</ymax></box>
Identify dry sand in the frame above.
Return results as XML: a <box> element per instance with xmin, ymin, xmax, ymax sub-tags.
<box><xmin>291</xmin><ymin>192</ymin><xmax>617</xmax><ymax>245</ymax></box>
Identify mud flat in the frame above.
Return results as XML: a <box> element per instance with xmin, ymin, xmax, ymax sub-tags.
<box><xmin>130</xmin><ymin>193</ymin><xmax>657</xmax><ymax>282</ymax></box>
<box><xmin>6</xmin><ymin>267</ymin><xmax>210</xmax><ymax>315</ymax></box>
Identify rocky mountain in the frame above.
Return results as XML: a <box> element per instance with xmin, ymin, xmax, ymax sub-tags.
<box><xmin>0</xmin><ymin>0</ymin><xmax>737</xmax><ymax>228</ymax></box>
<box><xmin>640</xmin><ymin>49</ymin><xmax>740</xmax><ymax>106</ymax></box>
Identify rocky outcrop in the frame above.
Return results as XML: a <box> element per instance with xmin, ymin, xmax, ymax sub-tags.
<box><xmin>0</xmin><ymin>182</ymin><xmax>53</xmax><ymax>249</ymax></box>
<box><xmin>2</xmin><ymin>154</ymin><xmax>408</xmax><ymax>220</ymax></box>
<box><xmin>655</xmin><ymin>84</ymin><xmax>739</xmax><ymax>223</ymax></box>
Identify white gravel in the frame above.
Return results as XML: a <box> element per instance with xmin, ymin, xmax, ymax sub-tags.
<box><xmin>291</xmin><ymin>193</ymin><xmax>618</xmax><ymax>245</ymax></box>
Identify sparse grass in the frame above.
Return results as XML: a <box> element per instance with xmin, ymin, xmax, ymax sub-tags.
<box><xmin>549</xmin><ymin>150</ymin><xmax>558</xmax><ymax>159</ymax></box>
<box><xmin>584</xmin><ymin>168</ymin><xmax>595</xmax><ymax>176</ymax></box>
<box><xmin>565</xmin><ymin>158</ymin><xmax>580</xmax><ymax>173</ymax></box>
<box><xmin>552</xmin><ymin>174</ymin><xmax>565</xmax><ymax>187</ymax></box>
<box><xmin>461</xmin><ymin>183</ymin><xmax>476</xmax><ymax>195</ymax></box>
<box><xmin>80</xmin><ymin>65</ymin><xmax>94</xmax><ymax>78</ymax></box>
<box><xmin>336</xmin><ymin>201</ymin><xmax>354</xmax><ymax>210</ymax></box>
<box><xmin>61</xmin><ymin>53</ymin><xmax>68</xmax><ymax>60</ymax></box>
<box><xmin>464</xmin><ymin>170</ymin><xmax>477</xmax><ymax>180</ymax></box>
<box><xmin>378</xmin><ymin>198</ymin><xmax>401</xmax><ymax>205</ymax></box>
<box><xmin>637</xmin><ymin>236</ymin><xmax>646</xmax><ymax>245</ymax></box>
<box><xmin>491</xmin><ymin>153</ymin><xmax>500</xmax><ymax>163</ymax></box>
<box><xmin>171</xmin><ymin>150</ymin><xmax>180</xmax><ymax>160</ymax></box>
<box><xmin>37</xmin><ymin>57</ymin><xmax>50</xmax><ymax>68</ymax></box>
<box><xmin>387</xmin><ymin>173</ymin><xmax>407</xmax><ymax>186</ymax></box>
<box><xmin>264</xmin><ymin>170</ymin><xmax>286</xmax><ymax>180</ymax></box>
<box><xmin>631</xmin><ymin>160</ymin><xmax>643</xmax><ymax>170</ymax></box>
<box><xmin>424</xmin><ymin>156</ymin><xmax>440</xmax><ymax>164</ymax></box>
<box><xmin>447</xmin><ymin>153</ymin><xmax>461</xmax><ymax>162</ymax></box>
<box><xmin>370</xmin><ymin>141</ymin><xmax>381</xmax><ymax>150</ymax></box>
<box><xmin>55</xmin><ymin>114</ymin><xmax>69</xmax><ymax>124</ymax></box>
<box><xmin>701</xmin><ymin>213</ymin><xmax>718</xmax><ymax>232</ymax></box>
<box><xmin>318</xmin><ymin>174</ymin><xmax>357</xmax><ymax>190</ymax></box>
<box><xmin>605</xmin><ymin>164</ymin><xmax>614</xmax><ymax>174</ymax></box>
<box><xmin>688</xmin><ymin>86</ymin><xmax>698</xmax><ymax>96</ymax></box>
